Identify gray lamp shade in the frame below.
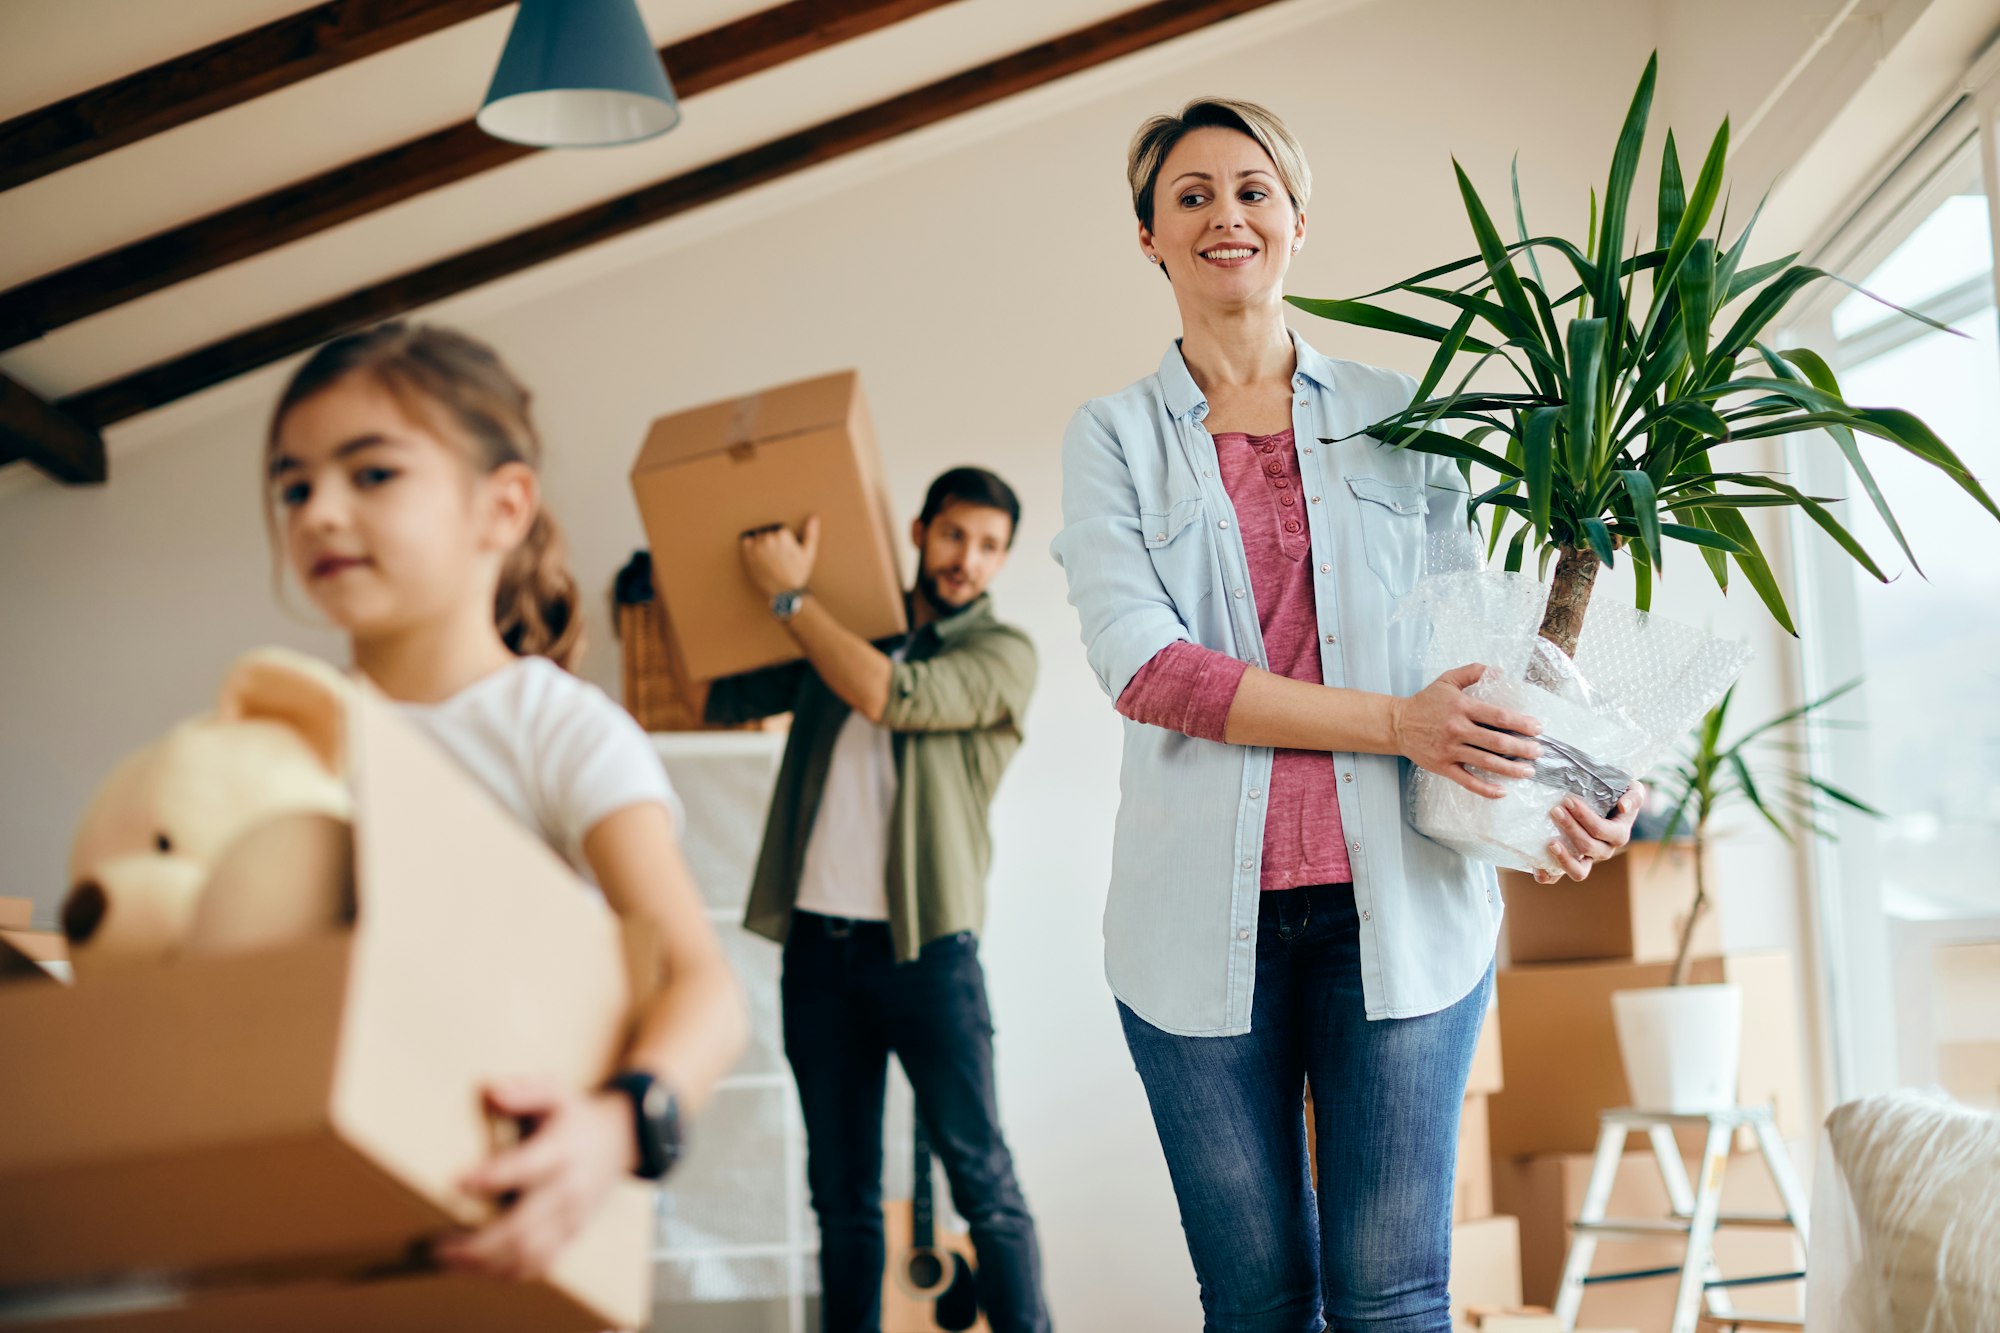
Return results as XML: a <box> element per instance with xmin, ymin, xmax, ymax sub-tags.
<box><xmin>477</xmin><ymin>0</ymin><xmax>680</xmax><ymax>148</ymax></box>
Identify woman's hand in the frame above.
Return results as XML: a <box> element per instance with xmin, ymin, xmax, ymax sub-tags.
<box><xmin>1532</xmin><ymin>781</ymin><xmax>1647</xmax><ymax>884</ymax></box>
<box><xmin>434</xmin><ymin>1077</ymin><xmax>637</xmax><ymax>1282</ymax></box>
<box><xmin>1392</xmin><ymin>663</ymin><xmax>1545</xmax><ymax>798</ymax></box>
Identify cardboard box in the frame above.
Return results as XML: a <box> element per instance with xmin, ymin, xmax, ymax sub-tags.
<box><xmin>0</xmin><ymin>896</ymin><xmax>32</xmax><ymax>930</ymax></box>
<box><xmin>1468</xmin><ymin>996</ymin><xmax>1504</xmax><ymax>1096</ymax></box>
<box><xmin>1457</xmin><ymin>1094</ymin><xmax>1493</xmax><ymax>1222</ymax></box>
<box><xmin>630</xmin><ymin>370</ymin><xmax>906</xmax><ymax>683</ymax></box>
<box><xmin>1450</xmin><ymin>1215</ymin><xmax>1522</xmax><ymax>1332</ymax></box>
<box><xmin>0</xmin><ymin>688</ymin><xmax>654</xmax><ymax>1331</ymax></box>
<box><xmin>1499</xmin><ymin>842</ymin><xmax>1720</xmax><ymax>966</ymax></box>
<box><xmin>1492</xmin><ymin>1144</ymin><xmax>1806</xmax><ymax>1326</ymax></box>
<box><xmin>1488</xmin><ymin>952</ymin><xmax>1805</xmax><ymax>1158</ymax></box>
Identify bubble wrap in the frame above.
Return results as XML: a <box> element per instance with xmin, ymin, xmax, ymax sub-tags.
<box><xmin>1394</xmin><ymin>536</ymin><xmax>1752</xmax><ymax>874</ymax></box>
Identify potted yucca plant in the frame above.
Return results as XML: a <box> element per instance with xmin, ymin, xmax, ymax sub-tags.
<box><xmin>1613</xmin><ymin>680</ymin><xmax>1881</xmax><ymax>1111</ymax></box>
<box><xmin>1288</xmin><ymin>53</ymin><xmax>1996</xmax><ymax>657</ymax></box>
<box><xmin>1289</xmin><ymin>52</ymin><xmax>1993</xmax><ymax>1111</ymax></box>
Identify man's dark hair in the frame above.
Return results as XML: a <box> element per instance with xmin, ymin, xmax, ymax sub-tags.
<box><xmin>919</xmin><ymin>467</ymin><xmax>1021</xmax><ymax>547</ymax></box>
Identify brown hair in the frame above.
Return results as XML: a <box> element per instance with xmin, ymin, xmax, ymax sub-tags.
<box><xmin>265</xmin><ymin>322</ymin><xmax>583</xmax><ymax>670</ymax></box>
<box><xmin>1127</xmin><ymin>97</ymin><xmax>1312</xmax><ymax>271</ymax></box>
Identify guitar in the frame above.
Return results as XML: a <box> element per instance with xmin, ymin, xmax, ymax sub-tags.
<box><xmin>881</xmin><ymin>1115</ymin><xmax>983</xmax><ymax>1333</ymax></box>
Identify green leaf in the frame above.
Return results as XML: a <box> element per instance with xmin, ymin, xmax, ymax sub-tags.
<box><xmin>1504</xmin><ymin>520</ymin><xmax>1532</xmax><ymax>573</ymax></box>
<box><xmin>1524</xmin><ymin>405</ymin><xmax>1559</xmax><ymax>541</ymax></box>
<box><xmin>1618</xmin><ymin>469</ymin><xmax>1662</xmax><ymax>567</ymax></box>
<box><xmin>1770</xmin><ymin>344</ymin><xmax>1922</xmax><ymax>577</ymax></box>
<box><xmin>1656</xmin><ymin>129</ymin><xmax>1685</xmax><ymax>250</ymax></box>
<box><xmin>1632</xmin><ymin>536</ymin><xmax>1654</xmax><ymax>610</ymax></box>
<box><xmin>1513</xmin><ymin>153</ymin><xmax>1547</xmax><ymax>290</ymax></box>
<box><xmin>1852</xmin><ymin>407</ymin><xmax>2000</xmax><ymax>518</ymax></box>
<box><xmin>1678</xmin><ymin>238</ymin><xmax>1716</xmax><ymax>372</ymax></box>
<box><xmin>1596</xmin><ymin>53</ymin><xmax>1658</xmax><ymax>317</ymax></box>
<box><xmin>1284</xmin><ymin>296</ymin><xmax>1500</xmax><ymax>351</ymax></box>
<box><xmin>1411</xmin><ymin>306</ymin><xmax>1482</xmax><ymax>409</ymax></box>
<box><xmin>1387</xmin><ymin>427</ymin><xmax>1525</xmax><ymax>478</ymax></box>
<box><xmin>1656</xmin><ymin>117</ymin><xmax>1728</xmax><ymax>325</ymax></box>
<box><xmin>1452</xmin><ymin>159</ymin><xmax>1541</xmax><ymax>346</ymax></box>
<box><xmin>1705</xmin><ymin>507</ymin><xmax>1797</xmax><ymax>634</ymax></box>
<box><xmin>1566</xmin><ymin>318</ymin><xmax>1608</xmax><ymax>477</ymax></box>
<box><xmin>1583</xmin><ymin>517</ymin><xmax>1618</xmax><ymax>566</ymax></box>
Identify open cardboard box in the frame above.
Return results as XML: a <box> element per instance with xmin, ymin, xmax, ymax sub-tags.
<box><xmin>0</xmin><ymin>687</ymin><xmax>655</xmax><ymax>1332</ymax></box>
<box><xmin>630</xmin><ymin>369</ymin><xmax>906</xmax><ymax>684</ymax></box>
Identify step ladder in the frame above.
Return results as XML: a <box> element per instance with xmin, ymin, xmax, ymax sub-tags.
<box><xmin>1553</xmin><ymin>1106</ymin><xmax>1809</xmax><ymax>1333</ymax></box>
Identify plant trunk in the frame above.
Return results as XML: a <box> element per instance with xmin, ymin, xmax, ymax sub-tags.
<box><xmin>1668</xmin><ymin>830</ymin><xmax>1708</xmax><ymax>987</ymax></box>
<box><xmin>1538</xmin><ymin>544</ymin><xmax>1601</xmax><ymax>658</ymax></box>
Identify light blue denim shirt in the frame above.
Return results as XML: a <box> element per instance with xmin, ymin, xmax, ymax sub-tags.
<box><xmin>1051</xmin><ymin>330</ymin><xmax>1501</xmax><ymax>1036</ymax></box>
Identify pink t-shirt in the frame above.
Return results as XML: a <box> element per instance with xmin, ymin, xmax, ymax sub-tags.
<box><xmin>1116</xmin><ymin>426</ymin><xmax>1353</xmax><ymax>890</ymax></box>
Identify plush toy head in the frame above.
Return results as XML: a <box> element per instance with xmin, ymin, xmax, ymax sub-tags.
<box><xmin>63</xmin><ymin>649</ymin><xmax>356</xmax><ymax>974</ymax></box>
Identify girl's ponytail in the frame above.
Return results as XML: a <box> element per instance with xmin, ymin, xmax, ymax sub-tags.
<box><xmin>497</xmin><ymin>509</ymin><xmax>583</xmax><ymax>670</ymax></box>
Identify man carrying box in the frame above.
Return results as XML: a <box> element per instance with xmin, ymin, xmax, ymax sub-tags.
<box><xmin>705</xmin><ymin>466</ymin><xmax>1050</xmax><ymax>1333</ymax></box>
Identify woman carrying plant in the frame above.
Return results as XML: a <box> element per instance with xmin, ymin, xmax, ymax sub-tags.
<box><xmin>1050</xmin><ymin>98</ymin><xmax>1643</xmax><ymax>1331</ymax></box>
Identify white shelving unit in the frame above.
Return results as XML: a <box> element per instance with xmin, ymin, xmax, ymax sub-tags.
<box><xmin>650</xmin><ymin>729</ymin><xmax>811</xmax><ymax>1333</ymax></box>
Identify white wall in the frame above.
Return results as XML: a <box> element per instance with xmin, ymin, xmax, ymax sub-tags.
<box><xmin>1</xmin><ymin>0</ymin><xmax>1874</xmax><ymax>1323</ymax></box>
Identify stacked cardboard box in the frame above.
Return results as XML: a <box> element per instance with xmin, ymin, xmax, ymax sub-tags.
<box><xmin>1479</xmin><ymin>844</ymin><xmax>1811</xmax><ymax>1329</ymax></box>
<box><xmin>629</xmin><ymin>370</ymin><xmax>907</xmax><ymax>686</ymax></box>
<box><xmin>0</xmin><ymin>896</ymin><xmax>65</xmax><ymax>979</ymax></box>
<box><xmin>1450</xmin><ymin>998</ymin><xmax>1518</xmax><ymax>1331</ymax></box>
<box><xmin>0</xmin><ymin>692</ymin><xmax>656</xmax><ymax>1331</ymax></box>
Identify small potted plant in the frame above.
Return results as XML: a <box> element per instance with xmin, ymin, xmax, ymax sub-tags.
<box><xmin>1610</xmin><ymin>680</ymin><xmax>1880</xmax><ymax>1111</ymax></box>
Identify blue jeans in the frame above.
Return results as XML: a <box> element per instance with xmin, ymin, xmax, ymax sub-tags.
<box><xmin>1119</xmin><ymin>883</ymin><xmax>1492</xmax><ymax>1333</ymax></box>
<box><xmin>783</xmin><ymin>912</ymin><xmax>1051</xmax><ymax>1333</ymax></box>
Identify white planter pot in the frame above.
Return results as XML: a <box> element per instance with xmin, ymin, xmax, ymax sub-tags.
<box><xmin>1611</xmin><ymin>983</ymin><xmax>1743</xmax><ymax>1113</ymax></box>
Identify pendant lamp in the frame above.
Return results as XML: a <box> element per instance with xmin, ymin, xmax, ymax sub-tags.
<box><xmin>477</xmin><ymin>0</ymin><xmax>680</xmax><ymax>148</ymax></box>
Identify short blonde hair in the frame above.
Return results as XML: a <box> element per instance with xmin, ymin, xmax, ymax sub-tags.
<box><xmin>1127</xmin><ymin>97</ymin><xmax>1311</xmax><ymax>232</ymax></box>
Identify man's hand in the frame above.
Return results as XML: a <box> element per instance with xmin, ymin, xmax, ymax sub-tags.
<box><xmin>740</xmin><ymin>516</ymin><xmax>821</xmax><ymax>599</ymax></box>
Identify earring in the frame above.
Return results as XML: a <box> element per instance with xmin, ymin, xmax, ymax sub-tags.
<box><xmin>1291</xmin><ymin>243</ymin><xmax>1302</xmax><ymax>254</ymax></box>
<box><xmin>1148</xmin><ymin>255</ymin><xmax>1161</xmax><ymax>264</ymax></box>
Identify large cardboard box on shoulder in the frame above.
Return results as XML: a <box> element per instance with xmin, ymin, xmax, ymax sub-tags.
<box><xmin>1488</xmin><ymin>951</ymin><xmax>1806</xmax><ymax>1159</ymax></box>
<box><xmin>0</xmin><ymin>689</ymin><xmax>654</xmax><ymax>1332</ymax></box>
<box><xmin>631</xmin><ymin>370</ymin><xmax>906</xmax><ymax>684</ymax></box>
<box><xmin>1499</xmin><ymin>841</ymin><xmax>1720</xmax><ymax>966</ymax></box>
<box><xmin>1493</xmin><ymin>1141</ymin><xmax>1808</xmax><ymax>1327</ymax></box>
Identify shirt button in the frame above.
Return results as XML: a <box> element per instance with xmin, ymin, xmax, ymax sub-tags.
<box><xmin>1241</xmin><ymin>857</ymin><xmax>1254</xmax><ymax>869</ymax></box>
<box><xmin>1297</xmin><ymin>396</ymin><xmax>1308</xmax><ymax>406</ymax></box>
<box><xmin>1154</xmin><ymin>532</ymin><xmax>1166</xmax><ymax>541</ymax></box>
<box><xmin>1238</xmin><ymin>928</ymin><xmax>1252</xmax><ymax>940</ymax></box>
<box><xmin>1324</xmin><ymin>633</ymin><xmax>1336</xmax><ymax>644</ymax></box>
<box><xmin>1342</xmin><ymin>772</ymin><xmax>1354</xmax><ymax>783</ymax></box>
<box><xmin>1282</xmin><ymin>496</ymin><xmax>1296</xmax><ymax>507</ymax></box>
<box><xmin>1233</xmin><ymin>588</ymin><xmax>1245</xmax><ymax>599</ymax></box>
<box><xmin>1320</xmin><ymin>563</ymin><xmax>1331</xmax><ymax>573</ymax></box>
<box><xmin>1249</xmin><ymin>788</ymin><xmax>1263</xmax><ymax>799</ymax></box>
<box><xmin>1218</xmin><ymin>519</ymin><xmax>1230</xmax><ymax>529</ymax></box>
<box><xmin>1311</xmin><ymin>495</ymin><xmax>1322</xmax><ymax>504</ymax></box>
<box><xmin>1349</xmin><ymin>839</ymin><xmax>1360</xmax><ymax>851</ymax></box>
<box><xmin>1361</xmin><ymin>909</ymin><xmax>1372</xmax><ymax>922</ymax></box>
<box><xmin>1302</xmin><ymin>447</ymin><xmax>1313</xmax><ymax>455</ymax></box>
<box><xmin>1273</xmin><ymin>478</ymin><xmax>1290</xmax><ymax>490</ymax></box>
<box><xmin>1285</xmin><ymin>520</ymin><xmax>1302</xmax><ymax>534</ymax></box>
<box><xmin>1264</xmin><ymin>460</ymin><xmax>1283</xmax><ymax>475</ymax></box>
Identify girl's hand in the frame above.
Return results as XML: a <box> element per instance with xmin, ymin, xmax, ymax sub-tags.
<box><xmin>1533</xmin><ymin>781</ymin><xmax>1646</xmax><ymax>884</ymax></box>
<box><xmin>434</xmin><ymin>1077</ymin><xmax>638</xmax><ymax>1282</ymax></box>
<box><xmin>1392</xmin><ymin>664</ymin><xmax>1545</xmax><ymax>798</ymax></box>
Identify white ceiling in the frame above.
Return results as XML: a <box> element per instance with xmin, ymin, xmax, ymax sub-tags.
<box><xmin>0</xmin><ymin>0</ymin><xmax>1195</xmax><ymax>403</ymax></box>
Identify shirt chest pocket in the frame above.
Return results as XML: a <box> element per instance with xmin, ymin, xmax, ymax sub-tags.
<box><xmin>1346</xmin><ymin>475</ymin><xmax>1427</xmax><ymax>598</ymax></box>
<box><xmin>1139</xmin><ymin>495</ymin><xmax>1214</xmax><ymax>614</ymax></box>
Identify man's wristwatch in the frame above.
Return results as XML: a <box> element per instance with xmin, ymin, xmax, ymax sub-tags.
<box><xmin>770</xmin><ymin>587</ymin><xmax>809</xmax><ymax>622</ymax></box>
<box><xmin>604</xmin><ymin>1070</ymin><xmax>684</xmax><ymax>1181</ymax></box>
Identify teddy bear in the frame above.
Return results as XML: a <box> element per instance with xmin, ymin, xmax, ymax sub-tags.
<box><xmin>61</xmin><ymin>648</ymin><xmax>359</xmax><ymax>978</ymax></box>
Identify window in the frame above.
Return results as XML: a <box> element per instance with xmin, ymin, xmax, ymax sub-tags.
<box><xmin>1784</xmin><ymin>102</ymin><xmax>2000</xmax><ymax>1108</ymax></box>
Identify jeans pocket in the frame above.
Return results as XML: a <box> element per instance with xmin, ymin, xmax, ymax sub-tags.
<box><xmin>1347</xmin><ymin>475</ymin><xmax>1427</xmax><ymax>598</ymax></box>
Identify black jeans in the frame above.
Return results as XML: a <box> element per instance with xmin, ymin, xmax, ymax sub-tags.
<box><xmin>782</xmin><ymin>911</ymin><xmax>1051</xmax><ymax>1333</ymax></box>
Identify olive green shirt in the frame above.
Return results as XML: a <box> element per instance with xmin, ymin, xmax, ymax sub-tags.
<box><xmin>705</xmin><ymin>594</ymin><xmax>1036</xmax><ymax>962</ymax></box>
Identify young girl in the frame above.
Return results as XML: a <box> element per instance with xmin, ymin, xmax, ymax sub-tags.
<box><xmin>264</xmin><ymin>321</ymin><xmax>748</xmax><ymax>1282</ymax></box>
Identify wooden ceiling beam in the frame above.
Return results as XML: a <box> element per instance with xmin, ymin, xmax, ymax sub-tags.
<box><xmin>0</xmin><ymin>0</ymin><xmax>965</xmax><ymax>353</ymax></box>
<box><xmin>56</xmin><ymin>0</ymin><xmax>1287</xmax><ymax>431</ymax></box>
<box><xmin>0</xmin><ymin>0</ymin><xmax>511</xmax><ymax>194</ymax></box>
<box><xmin>1</xmin><ymin>370</ymin><xmax>106</xmax><ymax>484</ymax></box>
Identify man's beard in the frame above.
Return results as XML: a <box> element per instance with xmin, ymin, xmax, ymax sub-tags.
<box><xmin>916</xmin><ymin>565</ymin><xmax>972</xmax><ymax>615</ymax></box>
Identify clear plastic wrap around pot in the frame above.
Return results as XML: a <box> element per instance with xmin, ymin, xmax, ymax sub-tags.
<box><xmin>1393</xmin><ymin>536</ymin><xmax>1752</xmax><ymax>875</ymax></box>
<box><xmin>1807</xmin><ymin>1089</ymin><xmax>2000</xmax><ymax>1332</ymax></box>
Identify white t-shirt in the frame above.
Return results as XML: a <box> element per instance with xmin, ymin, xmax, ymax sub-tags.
<box><xmin>793</xmin><ymin>652</ymin><xmax>906</xmax><ymax>922</ymax></box>
<box><xmin>398</xmin><ymin>657</ymin><xmax>682</xmax><ymax>882</ymax></box>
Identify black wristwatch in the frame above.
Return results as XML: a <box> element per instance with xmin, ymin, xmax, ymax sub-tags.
<box><xmin>604</xmin><ymin>1070</ymin><xmax>684</xmax><ymax>1181</ymax></box>
<box><xmin>771</xmin><ymin>587</ymin><xmax>809</xmax><ymax>622</ymax></box>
